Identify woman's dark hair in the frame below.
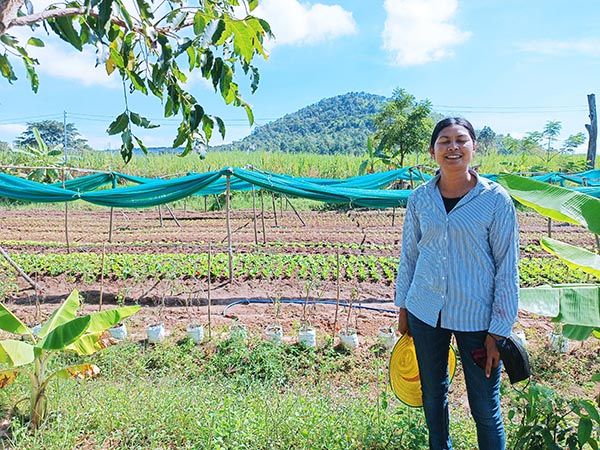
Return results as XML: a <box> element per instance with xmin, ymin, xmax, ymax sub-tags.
<box><xmin>429</xmin><ymin>117</ymin><xmax>476</xmax><ymax>149</ymax></box>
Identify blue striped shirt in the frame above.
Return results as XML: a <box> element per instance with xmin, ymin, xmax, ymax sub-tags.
<box><xmin>394</xmin><ymin>171</ymin><xmax>519</xmax><ymax>337</ymax></box>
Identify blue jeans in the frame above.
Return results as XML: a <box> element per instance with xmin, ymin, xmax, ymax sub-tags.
<box><xmin>408</xmin><ymin>312</ymin><xmax>505</xmax><ymax>450</ymax></box>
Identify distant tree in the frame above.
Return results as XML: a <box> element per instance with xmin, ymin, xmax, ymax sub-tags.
<box><xmin>373</xmin><ymin>88</ymin><xmax>433</xmax><ymax>167</ymax></box>
<box><xmin>520</xmin><ymin>131</ymin><xmax>544</xmax><ymax>155</ymax></box>
<box><xmin>0</xmin><ymin>140</ymin><xmax>10</xmax><ymax>152</ymax></box>
<box><xmin>499</xmin><ymin>134</ymin><xmax>520</xmax><ymax>155</ymax></box>
<box><xmin>476</xmin><ymin>126</ymin><xmax>496</xmax><ymax>154</ymax></box>
<box><xmin>562</xmin><ymin>132</ymin><xmax>586</xmax><ymax>153</ymax></box>
<box><xmin>0</xmin><ymin>0</ymin><xmax>271</xmax><ymax>162</ymax></box>
<box><xmin>542</xmin><ymin>120</ymin><xmax>562</xmax><ymax>162</ymax></box>
<box><xmin>14</xmin><ymin>120</ymin><xmax>90</xmax><ymax>152</ymax></box>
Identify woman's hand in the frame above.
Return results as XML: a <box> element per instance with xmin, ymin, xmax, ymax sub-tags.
<box><xmin>398</xmin><ymin>308</ymin><xmax>410</xmax><ymax>336</ymax></box>
<box><xmin>484</xmin><ymin>333</ymin><xmax>502</xmax><ymax>378</ymax></box>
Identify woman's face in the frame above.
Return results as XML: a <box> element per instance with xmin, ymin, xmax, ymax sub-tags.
<box><xmin>429</xmin><ymin>124</ymin><xmax>475</xmax><ymax>171</ymax></box>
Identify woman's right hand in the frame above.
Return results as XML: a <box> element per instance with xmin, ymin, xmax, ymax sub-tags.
<box><xmin>398</xmin><ymin>308</ymin><xmax>410</xmax><ymax>336</ymax></box>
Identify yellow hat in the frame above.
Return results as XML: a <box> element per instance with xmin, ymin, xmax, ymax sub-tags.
<box><xmin>389</xmin><ymin>334</ymin><xmax>457</xmax><ymax>408</ymax></box>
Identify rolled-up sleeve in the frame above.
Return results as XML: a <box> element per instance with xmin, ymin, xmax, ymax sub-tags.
<box><xmin>487</xmin><ymin>191</ymin><xmax>520</xmax><ymax>337</ymax></box>
<box><xmin>395</xmin><ymin>195</ymin><xmax>421</xmax><ymax>308</ymax></box>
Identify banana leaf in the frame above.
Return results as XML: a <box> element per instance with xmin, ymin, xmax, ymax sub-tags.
<box><xmin>0</xmin><ymin>340</ymin><xmax>35</xmax><ymax>367</ymax></box>
<box><xmin>0</xmin><ymin>369</ymin><xmax>20</xmax><ymax>388</ymax></box>
<box><xmin>51</xmin><ymin>364</ymin><xmax>99</xmax><ymax>380</ymax></box>
<box><xmin>39</xmin><ymin>316</ymin><xmax>91</xmax><ymax>350</ymax></box>
<box><xmin>519</xmin><ymin>285</ymin><xmax>560</xmax><ymax>316</ymax></box>
<box><xmin>84</xmin><ymin>305</ymin><xmax>140</xmax><ymax>334</ymax></box>
<box><xmin>38</xmin><ymin>290</ymin><xmax>80</xmax><ymax>338</ymax></box>
<box><xmin>556</xmin><ymin>285</ymin><xmax>600</xmax><ymax>327</ymax></box>
<box><xmin>497</xmin><ymin>174</ymin><xmax>600</xmax><ymax>234</ymax></box>
<box><xmin>0</xmin><ymin>304</ymin><xmax>30</xmax><ymax>335</ymax></box>
<box><xmin>541</xmin><ymin>237</ymin><xmax>600</xmax><ymax>278</ymax></box>
<box><xmin>66</xmin><ymin>332</ymin><xmax>113</xmax><ymax>356</ymax></box>
<box><xmin>562</xmin><ymin>325</ymin><xmax>598</xmax><ymax>341</ymax></box>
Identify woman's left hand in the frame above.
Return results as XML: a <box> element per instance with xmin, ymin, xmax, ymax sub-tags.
<box><xmin>484</xmin><ymin>333</ymin><xmax>501</xmax><ymax>378</ymax></box>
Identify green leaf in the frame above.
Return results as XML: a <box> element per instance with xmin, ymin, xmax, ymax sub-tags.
<box><xmin>248</xmin><ymin>0</ymin><xmax>259</xmax><ymax>11</ymax></box>
<box><xmin>172</xmin><ymin>122</ymin><xmax>188</xmax><ymax>148</ymax></box>
<box><xmin>130</xmin><ymin>112</ymin><xmax>158</xmax><ymax>129</ymax></box>
<box><xmin>84</xmin><ymin>306</ymin><xmax>140</xmax><ymax>334</ymax></box>
<box><xmin>0</xmin><ymin>304</ymin><xmax>30</xmax><ymax>335</ymax></box>
<box><xmin>578</xmin><ymin>417</ymin><xmax>592</xmax><ymax>446</ymax></box>
<box><xmin>38</xmin><ymin>290</ymin><xmax>80</xmax><ymax>338</ymax></box>
<box><xmin>202</xmin><ymin>116</ymin><xmax>214</xmax><ymax>142</ymax></box>
<box><xmin>193</xmin><ymin>11</ymin><xmax>207</xmax><ymax>34</ymax></box>
<box><xmin>0</xmin><ymin>54</ymin><xmax>17</xmax><ymax>83</ymax></box>
<box><xmin>0</xmin><ymin>340</ymin><xmax>35</xmax><ymax>367</ymax></box>
<box><xmin>211</xmin><ymin>57</ymin><xmax>223</xmax><ymax>91</ymax></box>
<box><xmin>219</xmin><ymin>65</ymin><xmax>234</xmax><ymax>104</ymax></box>
<box><xmin>24</xmin><ymin>58</ymin><xmax>39</xmax><ymax>93</ymax></box>
<box><xmin>215</xmin><ymin>116</ymin><xmax>225</xmax><ymax>140</ymax></box>
<box><xmin>133</xmin><ymin>135</ymin><xmax>148</xmax><ymax>155</ymax></box>
<box><xmin>96</xmin><ymin>0</ymin><xmax>114</xmax><ymax>33</ymax></box>
<box><xmin>133</xmin><ymin>0</ymin><xmax>153</xmax><ymax>20</ymax></box>
<box><xmin>211</xmin><ymin>19</ymin><xmax>226</xmax><ymax>44</ymax></box>
<box><xmin>27</xmin><ymin>37</ymin><xmax>45</xmax><ymax>47</ymax></box>
<box><xmin>230</xmin><ymin>20</ymin><xmax>254</xmax><ymax>64</ymax></box>
<box><xmin>107</xmin><ymin>112</ymin><xmax>129</xmax><ymax>135</ymax></box>
<box><xmin>190</xmin><ymin>105</ymin><xmax>204</xmax><ymax>131</ymax></box>
<box><xmin>497</xmin><ymin>174</ymin><xmax>600</xmax><ymax>234</ymax></box>
<box><xmin>541</xmin><ymin>237</ymin><xmax>600</xmax><ymax>278</ymax></box>
<box><xmin>40</xmin><ymin>316</ymin><xmax>91</xmax><ymax>350</ymax></box>
<box><xmin>49</xmin><ymin>17</ymin><xmax>83</xmax><ymax>51</ymax></box>
<box><xmin>51</xmin><ymin>363</ymin><xmax>100</xmax><ymax>380</ymax></box>
<box><xmin>66</xmin><ymin>333</ymin><xmax>109</xmax><ymax>356</ymax></box>
<box><xmin>592</xmin><ymin>373</ymin><xmax>600</xmax><ymax>382</ymax></box>
<box><xmin>580</xmin><ymin>400</ymin><xmax>600</xmax><ymax>423</ymax></box>
<box><xmin>114</xmin><ymin>0</ymin><xmax>133</xmax><ymax>29</ymax></box>
<box><xmin>562</xmin><ymin>324</ymin><xmax>595</xmax><ymax>341</ymax></box>
<box><xmin>127</xmin><ymin>70</ymin><xmax>148</xmax><ymax>94</ymax></box>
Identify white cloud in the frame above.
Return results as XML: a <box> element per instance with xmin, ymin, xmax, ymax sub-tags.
<box><xmin>0</xmin><ymin>123</ymin><xmax>27</xmax><ymax>136</ymax></box>
<box><xmin>517</xmin><ymin>38</ymin><xmax>600</xmax><ymax>57</ymax></box>
<box><xmin>382</xmin><ymin>0</ymin><xmax>470</xmax><ymax>66</ymax></box>
<box><xmin>29</xmin><ymin>40</ymin><xmax>118</xmax><ymax>88</ymax></box>
<box><xmin>253</xmin><ymin>0</ymin><xmax>357</xmax><ymax>47</ymax></box>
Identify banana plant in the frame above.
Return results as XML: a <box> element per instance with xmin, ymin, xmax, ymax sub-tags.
<box><xmin>498</xmin><ymin>174</ymin><xmax>599</xmax><ymax>340</ymax></box>
<box><xmin>0</xmin><ymin>290</ymin><xmax>139</xmax><ymax>429</ymax></box>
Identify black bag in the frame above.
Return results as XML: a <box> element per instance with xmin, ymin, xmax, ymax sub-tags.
<box><xmin>496</xmin><ymin>334</ymin><xmax>531</xmax><ymax>384</ymax></box>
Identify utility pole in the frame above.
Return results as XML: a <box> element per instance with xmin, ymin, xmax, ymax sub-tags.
<box><xmin>585</xmin><ymin>94</ymin><xmax>597</xmax><ymax>169</ymax></box>
<box><xmin>62</xmin><ymin>111</ymin><xmax>70</xmax><ymax>252</ymax></box>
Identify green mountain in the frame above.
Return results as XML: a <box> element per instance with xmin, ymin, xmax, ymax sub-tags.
<box><xmin>218</xmin><ymin>92</ymin><xmax>388</xmax><ymax>155</ymax></box>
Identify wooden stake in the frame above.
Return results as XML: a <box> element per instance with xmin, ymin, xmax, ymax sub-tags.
<box><xmin>595</xmin><ymin>234</ymin><xmax>600</xmax><ymax>254</ymax></box>
<box><xmin>207</xmin><ymin>243</ymin><xmax>212</xmax><ymax>340</ymax></box>
<box><xmin>391</xmin><ymin>208</ymin><xmax>396</xmax><ymax>227</ymax></box>
<box><xmin>164</xmin><ymin>204</ymin><xmax>182</xmax><ymax>228</ymax></box>
<box><xmin>108</xmin><ymin>177</ymin><xmax>117</xmax><ymax>243</ymax></box>
<box><xmin>547</xmin><ymin>218</ymin><xmax>552</xmax><ymax>238</ymax></box>
<box><xmin>204</xmin><ymin>196</ymin><xmax>207</xmax><ymax>212</ymax></box>
<box><xmin>0</xmin><ymin>246</ymin><xmax>42</xmax><ymax>291</ymax></box>
<box><xmin>285</xmin><ymin>196</ymin><xmax>306</xmax><ymax>226</ymax></box>
<box><xmin>62</xmin><ymin>168</ymin><xmax>70</xmax><ymax>254</ymax></box>
<box><xmin>98</xmin><ymin>243</ymin><xmax>106</xmax><ymax>311</ymax></box>
<box><xmin>585</xmin><ymin>93</ymin><xmax>597</xmax><ymax>169</ymax></box>
<box><xmin>252</xmin><ymin>186</ymin><xmax>258</xmax><ymax>245</ymax></box>
<box><xmin>333</xmin><ymin>250</ymin><xmax>341</xmax><ymax>337</ymax></box>
<box><xmin>271</xmin><ymin>191</ymin><xmax>278</xmax><ymax>227</ymax></box>
<box><xmin>260</xmin><ymin>190</ymin><xmax>267</xmax><ymax>244</ymax></box>
<box><xmin>158</xmin><ymin>206</ymin><xmax>164</xmax><ymax>227</ymax></box>
<box><xmin>226</xmin><ymin>175</ymin><xmax>233</xmax><ymax>283</ymax></box>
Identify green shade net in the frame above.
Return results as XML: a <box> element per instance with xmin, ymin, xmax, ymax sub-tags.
<box><xmin>1</xmin><ymin>167</ymin><xmax>599</xmax><ymax>209</ymax></box>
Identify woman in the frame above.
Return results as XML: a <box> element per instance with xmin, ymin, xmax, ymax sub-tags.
<box><xmin>395</xmin><ymin>117</ymin><xmax>519</xmax><ymax>450</ymax></box>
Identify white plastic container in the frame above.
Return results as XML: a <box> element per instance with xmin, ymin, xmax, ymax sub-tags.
<box><xmin>549</xmin><ymin>332</ymin><xmax>569</xmax><ymax>353</ymax></box>
<box><xmin>339</xmin><ymin>328</ymin><xmax>359</xmax><ymax>350</ymax></box>
<box><xmin>146</xmin><ymin>323</ymin><xmax>166</xmax><ymax>344</ymax></box>
<box><xmin>513</xmin><ymin>329</ymin><xmax>527</xmax><ymax>348</ymax></box>
<box><xmin>265</xmin><ymin>324</ymin><xmax>284</xmax><ymax>343</ymax></box>
<box><xmin>378</xmin><ymin>326</ymin><xmax>397</xmax><ymax>350</ymax></box>
<box><xmin>109</xmin><ymin>323</ymin><xmax>128</xmax><ymax>341</ymax></box>
<box><xmin>31</xmin><ymin>324</ymin><xmax>42</xmax><ymax>336</ymax></box>
<box><xmin>298</xmin><ymin>326</ymin><xmax>316</xmax><ymax>347</ymax></box>
<box><xmin>186</xmin><ymin>324</ymin><xmax>205</xmax><ymax>344</ymax></box>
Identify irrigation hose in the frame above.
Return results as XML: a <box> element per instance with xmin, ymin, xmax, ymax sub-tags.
<box><xmin>222</xmin><ymin>299</ymin><xmax>397</xmax><ymax>316</ymax></box>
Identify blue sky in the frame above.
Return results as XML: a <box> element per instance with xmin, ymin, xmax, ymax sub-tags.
<box><xmin>0</xmin><ymin>0</ymin><xmax>598</xmax><ymax>152</ymax></box>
